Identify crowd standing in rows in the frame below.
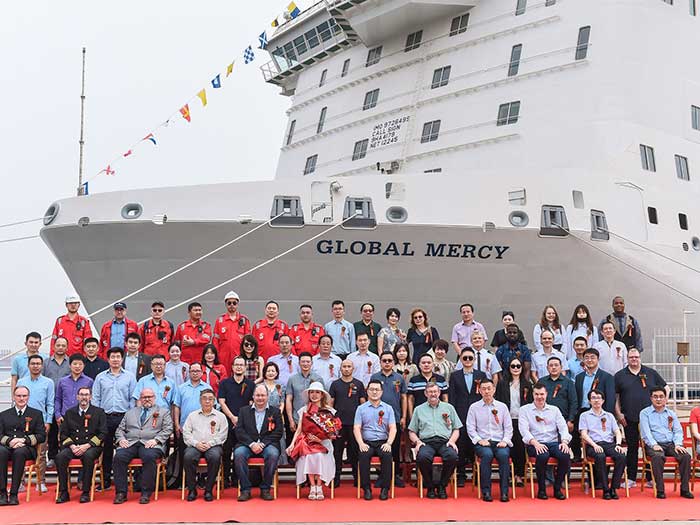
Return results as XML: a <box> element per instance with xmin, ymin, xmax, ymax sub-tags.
<box><xmin>1</xmin><ymin>293</ymin><xmax>696</xmax><ymax>507</ymax></box>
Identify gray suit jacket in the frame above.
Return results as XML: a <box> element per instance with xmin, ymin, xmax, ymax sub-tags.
<box><xmin>115</xmin><ymin>406</ymin><xmax>172</xmax><ymax>452</ymax></box>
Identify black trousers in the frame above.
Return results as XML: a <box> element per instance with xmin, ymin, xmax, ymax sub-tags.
<box><xmin>586</xmin><ymin>442</ymin><xmax>626</xmax><ymax>491</ymax></box>
<box><xmin>55</xmin><ymin>446</ymin><xmax>103</xmax><ymax>494</ymax></box>
<box><xmin>358</xmin><ymin>440</ymin><xmax>393</xmax><ymax>489</ymax></box>
<box><xmin>456</xmin><ymin>427</ymin><xmax>474</xmax><ymax>479</ymax></box>
<box><xmin>527</xmin><ymin>443</ymin><xmax>571</xmax><ymax>493</ymax></box>
<box><xmin>103</xmin><ymin>413</ymin><xmax>125</xmax><ymax>484</ymax></box>
<box><xmin>222</xmin><ymin>429</ymin><xmax>238</xmax><ymax>483</ymax></box>
<box><xmin>47</xmin><ymin>418</ymin><xmax>60</xmax><ymax>461</ymax></box>
<box><xmin>623</xmin><ymin>421</ymin><xmax>649</xmax><ymax>481</ymax></box>
<box><xmin>0</xmin><ymin>445</ymin><xmax>37</xmax><ymax>496</ymax></box>
<box><xmin>183</xmin><ymin>446</ymin><xmax>223</xmax><ymax>493</ymax></box>
<box><xmin>113</xmin><ymin>443</ymin><xmax>164</xmax><ymax>496</ymax></box>
<box><xmin>333</xmin><ymin>424</ymin><xmax>358</xmax><ymax>483</ymax></box>
<box><xmin>569</xmin><ymin>409</ymin><xmax>585</xmax><ymax>460</ymax></box>
<box><xmin>645</xmin><ymin>442</ymin><xmax>691</xmax><ymax>493</ymax></box>
<box><xmin>416</xmin><ymin>438</ymin><xmax>458</xmax><ymax>489</ymax></box>
<box><xmin>511</xmin><ymin>419</ymin><xmax>525</xmax><ymax>477</ymax></box>
<box><xmin>391</xmin><ymin>425</ymin><xmax>401</xmax><ymax>479</ymax></box>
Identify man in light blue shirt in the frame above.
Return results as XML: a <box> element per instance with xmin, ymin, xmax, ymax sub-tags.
<box><xmin>132</xmin><ymin>354</ymin><xmax>180</xmax><ymax>409</ymax></box>
<box><xmin>10</xmin><ymin>331</ymin><xmax>47</xmax><ymax>392</ymax></box>
<box><xmin>567</xmin><ymin>336</ymin><xmax>587</xmax><ymax>379</ymax></box>
<box><xmin>324</xmin><ymin>300</ymin><xmax>355</xmax><ymax>358</ymax></box>
<box><xmin>639</xmin><ymin>387</ymin><xmax>693</xmax><ymax>499</ymax></box>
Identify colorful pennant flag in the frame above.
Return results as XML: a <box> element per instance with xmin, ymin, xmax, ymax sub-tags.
<box><xmin>271</xmin><ymin>17</ymin><xmax>279</xmax><ymax>28</ymax></box>
<box><xmin>197</xmin><ymin>89</ymin><xmax>208</xmax><ymax>107</ymax></box>
<box><xmin>287</xmin><ymin>2</ymin><xmax>300</xmax><ymax>18</ymax></box>
<box><xmin>258</xmin><ymin>31</ymin><xmax>268</xmax><ymax>50</ymax></box>
<box><xmin>226</xmin><ymin>61</ymin><xmax>235</xmax><ymax>77</ymax></box>
<box><xmin>142</xmin><ymin>133</ymin><xmax>157</xmax><ymax>145</ymax></box>
<box><xmin>123</xmin><ymin>149</ymin><xmax>133</xmax><ymax>157</ymax></box>
<box><xmin>101</xmin><ymin>165</ymin><xmax>115</xmax><ymax>176</ymax></box>
<box><xmin>243</xmin><ymin>46</ymin><xmax>255</xmax><ymax>64</ymax></box>
<box><xmin>180</xmin><ymin>104</ymin><xmax>191</xmax><ymax>122</ymax></box>
<box><xmin>211</xmin><ymin>74</ymin><xmax>221</xmax><ymax>89</ymax></box>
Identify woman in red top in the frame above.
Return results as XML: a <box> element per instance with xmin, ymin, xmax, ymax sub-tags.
<box><xmin>201</xmin><ymin>343</ymin><xmax>228</xmax><ymax>396</ymax></box>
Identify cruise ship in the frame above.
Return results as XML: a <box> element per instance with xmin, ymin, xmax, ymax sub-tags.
<box><xmin>40</xmin><ymin>0</ymin><xmax>700</xmax><ymax>339</ymax></box>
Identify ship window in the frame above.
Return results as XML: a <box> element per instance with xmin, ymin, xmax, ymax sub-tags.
<box><xmin>515</xmin><ymin>0</ymin><xmax>527</xmax><ymax>16</ymax></box>
<box><xmin>675</xmin><ymin>154</ymin><xmax>690</xmax><ymax>181</ymax></box>
<box><xmin>693</xmin><ymin>236</ymin><xmax>700</xmax><ymax>250</ymax></box>
<box><xmin>271</xmin><ymin>195</ymin><xmax>304</xmax><ymax>226</ymax></box>
<box><xmin>305</xmin><ymin>29</ymin><xmax>320</xmax><ymax>49</ymax></box>
<box><xmin>405</xmin><ymin>30</ymin><xmax>423</xmax><ymax>52</ymax></box>
<box><xmin>293</xmin><ymin>36</ymin><xmax>307</xmax><ymax>56</ymax></box>
<box><xmin>497</xmin><ymin>101</ymin><xmax>520</xmax><ymax>126</ymax></box>
<box><xmin>424</xmin><ymin>168</ymin><xmax>442</xmax><ymax>173</ymax></box>
<box><xmin>450</xmin><ymin>13</ymin><xmax>470</xmax><ymax>36</ymax></box>
<box><xmin>575</xmin><ymin>26</ymin><xmax>591</xmax><ymax>60</ymax></box>
<box><xmin>509</xmin><ymin>210</ymin><xmax>529</xmax><ymax>227</ymax></box>
<box><xmin>546</xmin><ymin>0</ymin><xmax>556</xmax><ymax>5</ymax></box>
<box><xmin>648</xmin><ymin>207</ymin><xmax>658</xmax><ymax>224</ymax></box>
<box><xmin>421</xmin><ymin>120</ymin><xmax>441</xmax><ymax>143</ymax></box>
<box><xmin>363</xmin><ymin>89</ymin><xmax>380</xmax><ymax>110</ymax></box>
<box><xmin>640</xmin><ymin>144</ymin><xmax>656</xmax><ymax>172</ymax></box>
<box><xmin>692</xmin><ymin>0</ymin><xmax>697</xmax><ymax>16</ymax></box>
<box><xmin>590</xmin><ymin>210</ymin><xmax>609</xmax><ymax>240</ymax></box>
<box><xmin>317</xmin><ymin>107</ymin><xmax>327</xmax><ymax>134</ymax></box>
<box><xmin>319</xmin><ymin>69</ymin><xmax>328</xmax><ymax>87</ymax></box>
<box><xmin>303</xmin><ymin>155</ymin><xmax>318</xmax><ymax>175</ymax></box>
<box><xmin>43</xmin><ymin>202</ymin><xmax>60</xmax><ymax>226</ymax></box>
<box><xmin>283</xmin><ymin>42</ymin><xmax>297</xmax><ymax>63</ymax></box>
<box><xmin>342</xmin><ymin>59</ymin><xmax>351</xmax><ymax>78</ymax></box>
<box><xmin>386</xmin><ymin>206</ymin><xmax>408</xmax><ymax>223</ymax></box>
<box><xmin>431</xmin><ymin>66</ymin><xmax>451</xmax><ymax>89</ymax></box>
<box><xmin>317</xmin><ymin>21</ymin><xmax>332</xmax><ymax>42</ymax></box>
<box><xmin>330</xmin><ymin>18</ymin><xmax>341</xmax><ymax>35</ymax></box>
<box><xmin>508</xmin><ymin>189</ymin><xmax>526</xmax><ymax>205</ymax></box>
<box><xmin>508</xmin><ymin>44</ymin><xmax>522</xmax><ymax>77</ymax></box>
<box><xmin>366</xmin><ymin>46</ymin><xmax>382</xmax><ymax>67</ymax></box>
<box><xmin>572</xmin><ymin>190</ymin><xmax>584</xmax><ymax>209</ymax></box>
<box><xmin>692</xmin><ymin>105</ymin><xmax>700</xmax><ymax>130</ymax></box>
<box><xmin>540</xmin><ymin>205</ymin><xmax>569</xmax><ymax>236</ymax></box>
<box><xmin>343</xmin><ymin>197</ymin><xmax>377</xmax><ymax>228</ymax></box>
<box><xmin>679</xmin><ymin>213</ymin><xmax>689</xmax><ymax>230</ymax></box>
<box><xmin>121</xmin><ymin>203</ymin><xmax>143</xmax><ymax>220</ymax></box>
<box><xmin>352</xmin><ymin>139</ymin><xmax>369</xmax><ymax>161</ymax></box>
<box><xmin>286</xmin><ymin>120</ymin><xmax>296</xmax><ymax>146</ymax></box>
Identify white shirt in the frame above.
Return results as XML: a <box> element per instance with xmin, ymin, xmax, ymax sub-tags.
<box><xmin>531</xmin><ymin>349</ymin><xmax>569</xmax><ymax>379</ymax></box>
<box><xmin>311</xmin><ymin>354</ymin><xmax>343</xmax><ymax>389</ymax></box>
<box><xmin>347</xmin><ymin>351</ymin><xmax>380</xmax><ymax>387</ymax></box>
<box><xmin>593</xmin><ymin>339</ymin><xmax>628</xmax><ymax>376</ymax></box>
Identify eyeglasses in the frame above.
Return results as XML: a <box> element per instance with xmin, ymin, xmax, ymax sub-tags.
<box><xmin>510</xmin><ymin>364</ymin><xmax>522</xmax><ymax>369</ymax></box>
<box><xmin>226</xmin><ymin>300</ymin><xmax>239</xmax><ymax>306</ymax></box>
<box><xmin>651</xmin><ymin>395</ymin><xmax>666</xmax><ymax>400</ymax></box>
<box><xmin>461</xmin><ymin>356</ymin><xmax>474</xmax><ymax>361</ymax></box>
<box><xmin>381</xmin><ymin>359</ymin><xmax>393</xmax><ymax>363</ymax></box>
<box><xmin>362</xmin><ymin>309</ymin><xmax>374</xmax><ymax>313</ymax></box>
<box><xmin>141</xmin><ymin>395</ymin><xmax>155</xmax><ymax>399</ymax></box>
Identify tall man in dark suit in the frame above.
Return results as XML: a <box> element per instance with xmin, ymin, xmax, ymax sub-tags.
<box><xmin>448</xmin><ymin>347</ymin><xmax>487</xmax><ymax>486</ymax></box>
<box><xmin>0</xmin><ymin>386</ymin><xmax>46</xmax><ymax>506</ymax></box>
<box><xmin>55</xmin><ymin>386</ymin><xmax>108</xmax><ymax>503</ymax></box>
<box><xmin>234</xmin><ymin>384</ymin><xmax>283</xmax><ymax>501</ymax></box>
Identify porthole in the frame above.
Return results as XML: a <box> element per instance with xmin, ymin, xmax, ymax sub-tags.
<box><xmin>508</xmin><ymin>210</ymin><xmax>529</xmax><ymax>227</ymax></box>
<box><xmin>683</xmin><ymin>242</ymin><xmax>689</xmax><ymax>252</ymax></box>
<box><xmin>43</xmin><ymin>202</ymin><xmax>60</xmax><ymax>226</ymax></box>
<box><xmin>78</xmin><ymin>217</ymin><xmax>90</xmax><ymax>228</ymax></box>
<box><xmin>121</xmin><ymin>203</ymin><xmax>143</xmax><ymax>220</ymax></box>
<box><xmin>693</xmin><ymin>237</ymin><xmax>700</xmax><ymax>251</ymax></box>
<box><xmin>386</xmin><ymin>206</ymin><xmax>408</xmax><ymax>223</ymax></box>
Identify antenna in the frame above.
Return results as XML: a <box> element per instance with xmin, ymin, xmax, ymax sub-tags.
<box><xmin>77</xmin><ymin>47</ymin><xmax>87</xmax><ymax>196</ymax></box>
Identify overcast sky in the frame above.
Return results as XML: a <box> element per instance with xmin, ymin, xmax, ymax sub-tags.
<box><xmin>1</xmin><ymin>1</ymin><xmax>305</xmax><ymax>353</ymax></box>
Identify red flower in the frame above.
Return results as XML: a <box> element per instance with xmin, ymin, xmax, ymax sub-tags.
<box><xmin>491</xmin><ymin>408</ymin><xmax>500</xmax><ymax>425</ymax></box>
<box><xmin>475</xmin><ymin>379</ymin><xmax>482</xmax><ymax>394</ymax></box>
<box><xmin>640</xmin><ymin>374</ymin><xmax>647</xmax><ymax>388</ymax></box>
<box><xmin>367</xmin><ymin>360</ymin><xmax>372</xmax><ymax>373</ymax></box>
<box><xmin>442</xmin><ymin>412</ymin><xmax>451</xmax><ymax>428</ymax></box>
<box><xmin>668</xmin><ymin>416</ymin><xmax>674</xmax><ymax>431</ymax></box>
<box><xmin>394</xmin><ymin>380</ymin><xmax>400</xmax><ymax>393</ymax></box>
<box><xmin>535</xmin><ymin>415</ymin><xmax>545</xmax><ymax>423</ymax></box>
<box><xmin>84</xmin><ymin>414</ymin><xmax>92</xmax><ymax>428</ymax></box>
<box><xmin>241</xmin><ymin>383</ymin><xmax>247</xmax><ymax>395</ymax></box>
<box><xmin>210</xmin><ymin>420</ymin><xmax>217</xmax><ymax>434</ymax></box>
<box><xmin>348</xmin><ymin>384</ymin><xmax>354</xmax><ymax>398</ymax></box>
<box><xmin>24</xmin><ymin>416</ymin><xmax>32</xmax><ymax>433</ymax></box>
<box><xmin>378</xmin><ymin>410</ymin><xmax>385</xmax><ymax>426</ymax></box>
<box><xmin>267</xmin><ymin>416</ymin><xmax>275</xmax><ymax>432</ymax></box>
<box><xmin>329</xmin><ymin>364</ymin><xmax>335</xmax><ymax>377</ymax></box>
<box><xmin>181</xmin><ymin>367</ymin><xmax>187</xmax><ymax>381</ymax></box>
<box><xmin>163</xmin><ymin>385</ymin><xmax>171</xmax><ymax>399</ymax></box>
<box><xmin>152</xmin><ymin>412</ymin><xmax>160</xmax><ymax>429</ymax></box>
<box><xmin>402</xmin><ymin>369</ymin><xmax>410</xmax><ymax>377</ymax></box>
<box><xmin>552</xmin><ymin>384</ymin><xmax>561</xmax><ymax>398</ymax></box>
<box><xmin>601</xmin><ymin>416</ymin><xmax>607</xmax><ymax>432</ymax></box>
<box><xmin>275</xmin><ymin>384</ymin><xmax>282</xmax><ymax>395</ymax></box>
<box><xmin>287</xmin><ymin>357</ymin><xmax>293</xmax><ymax>373</ymax></box>
<box><xmin>591</xmin><ymin>378</ymin><xmax>599</xmax><ymax>391</ymax></box>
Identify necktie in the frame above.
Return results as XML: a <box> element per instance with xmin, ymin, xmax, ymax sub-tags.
<box><xmin>17</xmin><ymin>410</ymin><xmax>23</xmax><ymax>418</ymax></box>
<box><xmin>477</xmin><ymin>352</ymin><xmax>482</xmax><ymax>372</ymax></box>
<box><xmin>140</xmin><ymin>408</ymin><xmax>148</xmax><ymax>427</ymax></box>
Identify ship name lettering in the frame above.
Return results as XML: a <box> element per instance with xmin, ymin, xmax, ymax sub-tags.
<box><xmin>317</xmin><ymin>240</ymin><xmax>508</xmax><ymax>259</ymax></box>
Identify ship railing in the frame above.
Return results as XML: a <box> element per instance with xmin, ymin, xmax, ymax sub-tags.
<box><xmin>650</xmin><ymin>328</ymin><xmax>700</xmax><ymax>408</ymax></box>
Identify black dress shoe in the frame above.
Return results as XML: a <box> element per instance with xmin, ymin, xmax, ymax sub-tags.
<box><xmin>379</xmin><ymin>488</ymin><xmax>389</xmax><ymax>500</ymax></box>
<box><xmin>500</xmin><ymin>494</ymin><xmax>509</xmax><ymax>502</ymax></box>
<box><xmin>609</xmin><ymin>489</ymin><xmax>619</xmax><ymax>500</ymax></box>
<box><xmin>139</xmin><ymin>494</ymin><xmax>150</xmax><ymax>504</ymax></box>
<box><xmin>333</xmin><ymin>478</ymin><xmax>341</xmax><ymax>488</ymax></box>
<box><xmin>554</xmin><ymin>490</ymin><xmax>566</xmax><ymax>500</ymax></box>
<box><xmin>102</xmin><ymin>481</ymin><xmax>112</xmax><ymax>491</ymax></box>
<box><xmin>656</xmin><ymin>492</ymin><xmax>666</xmax><ymax>499</ymax></box>
<box><xmin>515</xmin><ymin>479</ymin><xmax>525</xmax><ymax>488</ymax></box>
<box><xmin>536</xmin><ymin>490</ymin><xmax>548</xmax><ymax>500</ymax></box>
<box><xmin>7</xmin><ymin>495</ymin><xmax>19</xmax><ymax>506</ymax></box>
<box><xmin>79</xmin><ymin>493</ymin><xmax>91</xmax><ymax>503</ymax></box>
<box><xmin>363</xmin><ymin>488</ymin><xmax>372</xmax><ymax>500</ymax></box>
<box><xmin>426</xmin><ymin>487</ymin><xmax>437</xmax><ymax>499</ymax></box>
<box><xmin>437</xmin><ymin>486</ymin><xmax>448</xmax><ymax>499</ymax></box>
<box><xmin>0</xmin><ymin>493</ymin><xmax>7</xmax><ymax>506</ymax></box>
<box><xmin>56</xmin><ymin>492</ymin><xmax>70</xmax><ymax>504</ymax></box>
<box><xmin>223</xmin><ymin>480</ymin><xmax>232</xmax><ymax>489</ymax></box>
<box><xmin>187</xmin><ymin>489</ymin><xmax>197</xmax><ymax>502</ymax></box>
<box><xmin>394</xmin><ymin>478</ymin><xmax>405</xmax><ymax>488</ymax></box>
<box><xmin>482</xmin><ymin>493</ymin><xmax>493</xmax><ymax>502</ymax></box>
<box><xmin>602</xmin><ymin>491</ymin><xmax>612</xmax><ymax>500</ymax></box>
<box><xmin>261</xmin><ymin>489</ymin><xmax>274</xmax><ymax>501</ymax></box>
<box><xmin>238</xmin><ymin>490</ymin><xmax>251</xmax><ymax>502</ymax></box>
<box><xmin>113</xmin><ymin>492</ymin><xmax>127</xmax><ymax>504</ymax></box>
<box><xmin>203</xmin><ymin>492</ymin><xmax>214</xmax><ymax>502</ymax></box>
<box><xmin>457</xmin><ymin>477</ymin><xmax>466</xmax><ymax>488</ymax></box>
<box><xmin>681</xmin><ymin>490</ymin><xmax>695</xmax><ymax>499</ymax></box>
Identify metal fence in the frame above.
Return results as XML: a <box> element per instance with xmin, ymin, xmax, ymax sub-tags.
<box><xmin>649</xmin><ymin>328</ymin><xmax>700</xmax><ymax>408</ymax></box>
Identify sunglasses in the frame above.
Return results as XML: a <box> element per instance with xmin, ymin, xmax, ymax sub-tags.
<box><xmin>510</xmin><ymin>364</ymin><xmax>522</xmax><ymax>369</ymax></box>
<box><xmin>151</xmin><ymin>308</ymin><xmax>164</xmax><ymax>313</ymax></box>
<box><xmin>226</xmin><ymin>300</ymin><xmax>239</xmax><ymax>306</ymax></box>
<box><xmin>381</xmin><ymin>359</ymin><xmax>393</xmax><ymax>363</ymax></box>
<box><xmin>461</xmin><ymin>356</ymin><xmax>474</xmax><ymax>361</ymax></box>
<box><xmin>243</xmin><ymin>342</ymin><xmax>254</xmax><ymax>347</ymax></box>
<box><xmin>413</xmin><ymin>315</ymin><xmax>424</xmax><ymax>319</ymax></box>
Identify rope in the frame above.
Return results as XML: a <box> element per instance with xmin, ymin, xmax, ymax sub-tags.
<box><xmin>0</xmin><ymin>235</ymin><xmax>40</xmax><ymax>244</ymax></box>
<box><xmin>0</xmin><ymin>217</ymin><xmax>43</xmax><ymax>229</ymax></box>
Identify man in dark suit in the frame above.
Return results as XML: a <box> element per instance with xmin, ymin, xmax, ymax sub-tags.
<box><xmin>55</xmin><ymin>386</ymin><xmax>108</xmax><ymax>503</ymax></box>
<box><xmin>448</xmin><ymin>347</ymin><xmax>487</xmax><ymax>486</ymax></box>
<box><xmin>0</xmin><ymin>386</ymin><xmax>46</xmax><ymax>506</ymax></box>
<box><xmin>234</xmin><ymin>384</ymin><xmax>283</xmax><ymax>501</ymax></box>
<box><xmin>573</xmin><ymin>348</ymin><xmax>615</xmax><ymax>460</ymax></box>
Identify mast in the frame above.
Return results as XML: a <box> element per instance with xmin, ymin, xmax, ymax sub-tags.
<box><xmin>77</xmin><ymin>47</ymin><xmax>87</xmax><ymax>196</ymax></box>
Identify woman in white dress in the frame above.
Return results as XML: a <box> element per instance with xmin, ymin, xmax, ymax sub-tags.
<box><xmin>286</xmin><ymin>381</ymin><xmax>341</xmax><ymax>500</ymax></box>
<box><xmin>532</xmin><ymin>305</ymin><xmax>564</xmax><ymax>353</ymax></box>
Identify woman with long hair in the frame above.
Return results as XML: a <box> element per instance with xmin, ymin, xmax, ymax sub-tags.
<box><xmin>533</xmin><ymin>305</ymin><xmax>564</xmax><ymax>353</ymax></box>
<box><xmin>427</xmin><ymin>339</ymin><xmax>455</xmax><ymax>381</ymax></box>
<box><xmin>201</xmin><ymin>344</ymin><xmax>228</xmax><ymax>396</ymax></box>
<box><xmin>239</xmin><ymin>334</ymin><xmax>264</xmax><ymax>382</ymax></box>
<box><xmin>495</xmin><ymin>356</ymin><xmax>533</xmax><ymax>487</ymax></box>
<box><xmin>377</xmin><ymin>308</ymin><xmax>406</xmax><ymax>353</ymax></box>
<box><xmin>392</xmin><ymin>342</ymin><xmax>417</xmax><ymax>381</ymax></box>
<box><xmin>563</xmin><ymin>304</ymin><xmax>598</xmax><ymax>359</ymax></box>
<box><xmin>406</xmin><ymin>307</ymin><xmax>440</xmax><ymax>364</ymax></box>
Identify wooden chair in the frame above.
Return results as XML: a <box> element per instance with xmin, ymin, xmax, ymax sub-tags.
<box><xmin>415</xmin><ymin>456</ymin><xmax>458</xmax><ymax>499</ymax></box>
<box><xmin>356</xmin><ymin>456</ymin><xmax>395</xmax><ymax>499</ymax></box>
<box><xmin>296</xmin><ymin>479</ymin><xmax>334</xmax><ymax>499</ymax></box>
<box><xmin>682</xmin><ymin>421</ymin><xmax>699</xmax><ymax>491</ymax></box>
<box><xmin>9</xmin><ymin>456</ymin><xmax>38</xmax><ymax>503</ymax></box>
<box><xmin>53</xmin><ymin>456</ymin><xmax>105</xmax><ymax>502</ymax></box>
<box><xmin>580</xmin><ymin>444</ymin><xmax>629</xmax><ymax>498</ymax></box>
<box><xmin>126</xmin><ymin>458</ymin><xmax>167</xmax><ymax>500</ymax></box>
<box><xmin>237</xmin><ymin>457</ymin><xmax>278</xmax><ymax>500</ymax></box>
<box><xmin>525</xmin><ymin>454</ymin><xmax>569</xmax><ymax>499</ymax></box>
<box><xmin>474</xmin><ymin>456</ymin><xmax>516</xmax><ymax>500</ymax></box>
<box><xmin>182</xmin><ymin>458</ymin><xmax>223</xmax><ymax>500</ymax></box>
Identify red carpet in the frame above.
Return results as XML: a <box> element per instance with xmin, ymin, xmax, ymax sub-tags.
<box><xmin>1</xmin><ymin>482</ymin><xmax>697</xmax><ymax>523</ymax></box>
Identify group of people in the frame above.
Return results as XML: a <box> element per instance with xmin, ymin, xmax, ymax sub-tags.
<box><xmin>1</xmin><ymin>292</ymin><xmax>697</xmax><ymax>506</ymax></box>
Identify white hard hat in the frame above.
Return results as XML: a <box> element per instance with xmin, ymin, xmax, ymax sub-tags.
<box><xmin>224</xmin><ymin>291</ymin><xmax>240</xmax><ymax>301</ymax></box>
<box><xmin>65</xmin><ymin>295</ymin><xmax>80</xmax><ymax>304</ymax></box>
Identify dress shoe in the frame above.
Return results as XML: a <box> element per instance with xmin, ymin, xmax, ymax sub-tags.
<box><xmin>554</xmin><ymin>490</ymin><xmax>566</xmax><ymax>500</ymax></box>
<box><xmin>0</xmin><ymin>493</ymin><xmax>7</xmax><ymax>506</ymax></box>
<box><xmin>656</xmin><ymin>492</ymin><xmax>666</xmax><ymax>499</ymax></box>
<box><xmin>56</xmin><ymin>492</ymin><xmax>70</xmax><ymax>504</ymax></box>
<box><xmin>457</xmin><ymin>477</ymin><xmax>466</xmax><ymax>488</ymax></box>
<box><xmin>203</xmin><ymin>492</ymin><xmax>214</xmax><ymax>502</ymax></box>
<box><xmin>363</xmin><ymin>488</ymin><xmax>373</xmax><ymax>500</ymax></box>
<box><xmin>482</xmin><ymin>493</ymin><xmax>493</xmax><ymax>502</ymax></box>
<box><xmin>8</xmin><ymin>494</ymin><xmax>19</xmax><ymax>506</ymax></box>
<box><xmin>681</xmin><ymin>490</ymin><xmax>695</xmax><ymax>499</ymax></box>
<box><xmin>223</xmin><ymin>480</ymin><xmax>232</xmax><ymax>489</ymax></box>
<box><xmin>238</xmin><ymin>490</ymin><xmax>251</xmax><ymax>502</ymax></box>
<box><xmin>187</xmin><ymin>489</ymin><xmax>197</xmax><ymax>502</ymax></box>
<box><xmin>437</xmin><ymin>486</ymin><xmax>448</xmax><ymax>499</ymax></box>
<box><xmin>515</xmin><ymin>479</ymin><xmax>525</xmax><ymax>488</ymax></box>
<box><xmin>379</xmin><ymin>488</ymin><xmax>389</xmax><ymax>500</ymax></box>
<box><xmin>426</xmin><ymin>487</ymin><xmax>437</xmax><ymax>499</ymax></box>
<box><xmin>333</xmin><ymin>478</ymin><xmax>341</xmax><ymax>488</ymax></box>
<box><xmin>602</xmin><ymin>491</ymin><xmax>612</xmax><ymax>500</ymax></box>
<box><xmin>260</xmin><ymin>489</ymin><xmax>274</xmax><ymax>501</ymax></box>
<box><xmin>139</xmin><ymin>494</ymin><xmax>150</xmax><ymax>504</ymax></box>
<box><xmin>79</xmin><ymin>493</ymin><xmax>91</xmax><ymax>504</ymax></box>
<box><xmin>500</xmin><ymin>494</ymin><xmax>509</xmax><ymax>503</ymax></box>
<box><xmin>609</xmin><ymin>489</ymin><xmax>619</xmax><ymax>500</ymax></box>
<box><xmin>536</xmin><ymin>491</ymin><xmax>548</xmax><ymax>500</ymax></box>
<box><xmin>394</xmin><ymin>478</ymin><xmax>405</xmax><ymax>488</ymax></box>
<box><xmin>113</xmin><ymin>492</ymin><xmax>127</xmax><ymax>504</ymax></box>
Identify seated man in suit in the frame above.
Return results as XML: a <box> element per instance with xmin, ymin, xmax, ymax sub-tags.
<box><xmin>55</xmin><ymin>386</ymin><xmax>108</xmax><ymax>503</ymax></box>
<box><xmin>0</xmin><ymin>386</ymin><xmax>46</xmax><ymax>506</ymax></box>
<box><xmin>112</xmin><ymin>388</ymin><xmax>173</xmax><ymax>504</ymax></box>
<box><xmin>234</xmin><ymin>384</ymin><xmax>283</xmax><ymax>501</ymax></box>
<box><xmin>182</xmin><ymin>388</ymin><xmax>228</xmax><ymax>502</ymax></box>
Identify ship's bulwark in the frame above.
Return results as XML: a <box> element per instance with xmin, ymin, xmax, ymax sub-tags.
<box><xmin>41</xmin><ymin>221</ymin><xmax>696</xmax><ymax>348</ymax></box>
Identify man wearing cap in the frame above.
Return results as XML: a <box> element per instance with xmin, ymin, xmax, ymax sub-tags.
<box><xmin>139</xmin><ymin>301</ymin><xmax>174</xmax><ymax>356</ymax></box>
<box><xmin>214</xmin><ymin>291</ymin><xmax>250</xmax><ymax>371</ymax></box>
<box><xmin>99</xmin><ymin>302</ymin><xmax>138</xmax><ymax>359</ymax></box>
<box><xmin>52</xmin><ymin>295</ymin><xmax>93</xmax><ymax>356</ymax></box>
<box><xmin>174</xmin><ymin>302</ymin><xmax>213</xmax><ymax>365</ymax></box>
